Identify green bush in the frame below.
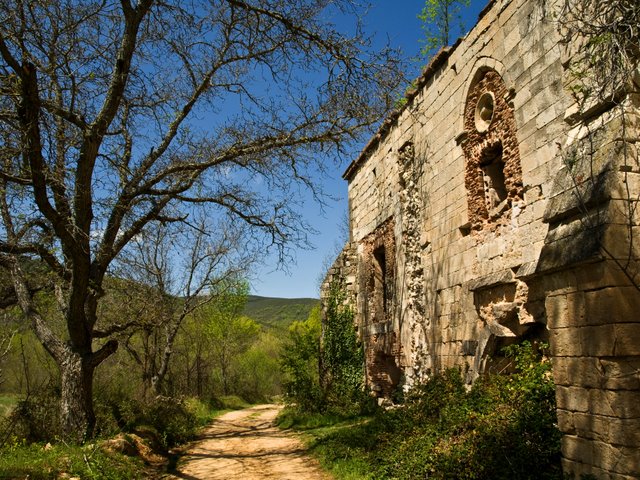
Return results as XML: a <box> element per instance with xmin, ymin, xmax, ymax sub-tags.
<box><xmin>100</xmin><ymin>394</ymin><xmax>213</xmax><ymax>450</ymax></box>
<box><xmin>213</xmin><ymin>395</ymin><xmax>251</xmax><ymax>411</ymax></box>
<box><xmin>8</xmin><ymin>390</ymin><xmax>61</xmax><ymax>443</ymax></box>
<box><xmin>285</xmin><ymin>341</ymin><xmax>562</xmax><ymax>480</ymax></box>
<box><xmin>138</xmin><ymin>396</ymin><xmax>199</xmax><ymax>449</ymax></box>
<box><xmin>280</xmin><ymin>305</ymin><xmax>324</xmax><ymax>411</ymax></box>
<box><xmin>282</xmin><ymin>282</ymin><xmax>371</xmax><ymax>416</ymax></box>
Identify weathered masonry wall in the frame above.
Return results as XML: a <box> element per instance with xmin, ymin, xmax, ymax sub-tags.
<box><xmin>324</xmin><ymin>0</ymin><xmax>640</xmax><ymax>477</ymax></box>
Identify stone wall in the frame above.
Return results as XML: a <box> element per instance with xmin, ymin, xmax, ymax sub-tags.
<box><xmin>327</xmin><ymin>0</ymin><xmax>640</xmax><ymax>477</ymax></box>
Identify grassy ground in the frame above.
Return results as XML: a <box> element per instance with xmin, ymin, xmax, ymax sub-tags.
<box><xmin>277</xmin><ymin>410</ymin><xmax>375</xmax><ymax>479</ymax></box>
<box><xmin>0</xmin><ymin>442</ymin><xmax>146</xmax><ymax>480</ymax></box>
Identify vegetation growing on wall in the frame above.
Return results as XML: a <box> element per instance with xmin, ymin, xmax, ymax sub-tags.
<box><xmin>418</xmin><ymin>0</ymin><xmax>471</xmax><ymax>58</ymax></box>
<box><xmin>281</xmin><ymin>280</ymin><xmax>369</xmax><ymax>416</ymax></box>
<box><xmin>320</xmin><ymin>281</ymin><xmax>367</xmax><ymax>413</ymax></box>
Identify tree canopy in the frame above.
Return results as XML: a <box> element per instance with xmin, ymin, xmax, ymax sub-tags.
<box><xmin>418</xmin><ymin>0</ymin><xmax>470</xmax><ymax>58</ymax></box>
<box><xmin>0</xmin><ymin>0</ymin><xmax>401</xmax><ymax>440</ymax></box>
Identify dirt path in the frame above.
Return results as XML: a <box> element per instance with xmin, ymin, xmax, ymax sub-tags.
<box><xmin>166</xmin><ymin>404</ymin><xmax>330</xmax><ymax>480</ymax></box>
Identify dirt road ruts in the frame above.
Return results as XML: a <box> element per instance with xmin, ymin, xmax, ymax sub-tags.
<box><xmin>167</xmin><ymin>404</ymin><xmax>330</xmax><ymax>480</ymax></box>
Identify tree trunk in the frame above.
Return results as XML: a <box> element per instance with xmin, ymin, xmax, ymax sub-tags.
<box><xmin>60</xmin><ymin>351</ymin><xmax>96</xmax><ymax>442</ymax></box>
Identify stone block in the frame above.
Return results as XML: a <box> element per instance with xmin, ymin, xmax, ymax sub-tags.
<box><xmin>599</xmin><ymin>443</ymin><xmax>640</xmax><ymax>477</ymax></box>
<box><xmin>555</xmin><ymin>385</ymin><xmax>590</xmax><ymax>413</ymax></box>
<box><xmin>551</xmin><ymin>356</ymin><xmax>601</xmax><ymax>388</ymax></box>
<box><xmin>598</xmin><ymin>357</ymin><xmax>640</xmax><ymax>390</ymax></box>
<box><xmin>549</xmin><ymin>326</ymin><xmax>583</xmax><ymax>357</ymax></box>
<box><xmin>579</xmin><ymin>324</ymin><xmax>616</xmax><ymax>357</ymax></box>
<box><xmin>561</xmin><ymin>435</ymin><xmax>593</xmax><ymax>463</ymax></box>
<box><xmin>562</xmin><ymin>436</ymin><xmax>640</xmax><ymax>476</ymax></box>
<box><xmin>574</xmin><ymin>261</ymin><xmax>636</xmax><ymax>291</ymax></box>
<box><xmin>561</xmin><ymin>457</ymin><xmax>639</xmax><ymax>480</ymax></box>
<box><xmin>572</xmin><ymin>412</ymin><xmax>640</xmax><ymax>447</ymax></box>
<box><xmin>537</xmin><ymin>215</ymin><xmax>606</xmax><ymax>273</ymax></box>
<box><xmin>589</xmin><ymin>389</ymin><xmax>640</xmax><ymax>419</ymax></box>
<box><xmin>613</xmin><ymin>323</ymin><xmax>640</xmax><ymax>356</ymax></box>
<box><xmin>545</xmin><ymin>291</ymin><xmax>585</xmax><ymax>329</ymax></box>
<box><xmin>556</xmin><ymin>409</ymin><xmax>575</xmax><ymax>434</ymax></box>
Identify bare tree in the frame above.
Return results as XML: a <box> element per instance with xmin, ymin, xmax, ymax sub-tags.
<box><xmin>109</xmin><ymin>218</ymin><xmax>254</xmax><ymax>397</ymax></box>
<box><xmin>0</xmin><ymin>0</ymin><xmax>401</xmax><ymax>440</ymax></box>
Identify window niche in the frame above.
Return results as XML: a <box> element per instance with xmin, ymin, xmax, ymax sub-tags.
<box><xmin>361</xmin><ymin>218</ymin><xmax>395</xmax><ymax>325</ymax></box>
<box><xmin>461</xmin><ymin>69</ymin><xmax>523</xmax><ymax>231</ymax></box>
<box><xmin>480</xmin><ymin>144</ymin><xmax>509</xmax><ymax>218</ymax></box>
<box><xmin>372</xmin><ymin>245</ymin><xmax>388</xmax><ymax>321</ymax></box>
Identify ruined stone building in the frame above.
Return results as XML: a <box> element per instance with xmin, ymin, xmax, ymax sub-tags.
<box><xmin>322</xmin><ymin>0</ymin><xmax>640</xmax><ymax>478</ymax></box>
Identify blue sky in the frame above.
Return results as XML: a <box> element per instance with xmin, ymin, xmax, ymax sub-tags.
<box><xmin>251</xmin><ymin>1</ymin><xmax>486</xmax><ymax>299</ymax></box>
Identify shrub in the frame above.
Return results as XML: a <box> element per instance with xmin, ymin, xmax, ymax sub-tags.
<box><xmin>8</xmin><ymin>390</ymin><xmax>61</xmax><ymax>443</ymax></box>
<box><xmin>286</xmin><ymin>341</ymin><xmax>562</xmax><ymax>480</ymax></box>
<box><xmin>282</xmin><ymin>281</ymin><xmax>371</xmax><ymax>416</ymax></box>
<box><xmin>99</xmin><ymin>394</ymin><xmax>209</xmax><ymax>450</ymax></box>
<box><xmin>138</xmin><ymin>396</ymin><xmax>199</xmax><ymax>449</ymax></box>
<box><xmin>280</xmin><ymin>305</ymin><xmax>324</xmax><ymax>411</ymax></box>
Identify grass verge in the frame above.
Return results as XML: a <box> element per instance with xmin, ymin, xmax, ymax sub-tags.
<box><xmin>0</xmin><ymin>442</ymin><xmax>144</xmax><ymax>480</ymax></box>
<box><xmin>0</xmin><ymin>396</ymin><xmax>234</xmax><ymax>479</ymax></box>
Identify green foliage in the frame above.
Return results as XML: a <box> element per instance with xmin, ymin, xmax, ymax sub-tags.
<box><xmin>7</xmin><ymin>389</ymin><xmax>62</xmax><ymax>443</ymax></box>
<box><xmin>0</xmin><ymin>394</ymin><xmax>19</xmax><ymax>417</ymax></box>
<box><xmin>276</xmin><ymin>406</ymin><xmax>373</xmax><ymax>479</ymax></box>
<box><xmin>418</xmin><ymin>0</ymin><xmax>471</xmax><ymax>58</ymax></box>
<box><xmin>213</xmin><ymin>395</ymin><xmax>251</xmax><ymax>411</ymax></box>
<box><xmin>320</xmin><ymin>282</ymin><xmax>368</xmax><ymax>414</ymax></box>
<box><xmin>283</xmin><ymin>341</ymin><xmax>562</xmax><ymax>480</ymax></box>
<box><xmin>98</xmin><ymin>395</ymin><xmax>217</xmax><ymax>451</ymax></box>
<box><xmin>139</xmin><ymin>396</ymin><xmax>200</xmax><ymax>449</ymax></box>
<box><xmin>280</xmin><ymin>306</ymin><xmax>324</xmax><ymax>411</ymax></box>
<box><xmin>0</xmin><ymin>442</ymin><xmax>143</xmax><ymax>479</ymax></box>
<box><xmin>208</xmin><ymin>281</ymin><xmax>251</xmax><ymax>321</ymax></box>
<box><xmin>195</xmin><ymin>281</ymin><xmax>262</xmax><ymax>396</ymax></box>
<box><xmin>282</xmin><ymin>281</ymin><xmax>369</xmax><ymax>415</ymax></box>
<box><xmin>243</xmin><ymin>296</ymin><xmax>319</xmax><ymax>333</ymax></box>
<box><xmin>235</xmin><ymin>333</ymin><xmax>283</xmax><ymax>402</ymax></box>
<box><xmin>207</xmin><ymin>315</ymin><xmax>261</xmax><ymax>361</ymax></box>
<box><xmin>394</xmin><ymin>80</ymin><xmax>419</xmax><ymax>110</ymax></box>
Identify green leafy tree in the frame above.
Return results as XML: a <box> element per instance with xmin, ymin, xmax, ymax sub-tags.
<box><xmin>204</xmin><ymin>283</ymin><xmax>260</xmax><ymax>396</ymax></box>
<box><xmin>320</xmin><ymin>281</ymin><xmax>365</xmax><ymax>411</ymax></box>
<box><xmin>418</xmin><ymin>0</ymin><xmax>471</xmax><ymax>58</ymax></box>
<box><xmin>280</xmin><ymin>305</ymin><xmax>323</xmax><ymax>410</ymax></box>
<box><xmin>282</xmin><ymin>281</ymin><xmax>366</xmax><ymax>414</ymax></box>
<box><xmin>236</xmin><ymin>333</ymin><xmax>283</xmax><ymax>402</ymax></box>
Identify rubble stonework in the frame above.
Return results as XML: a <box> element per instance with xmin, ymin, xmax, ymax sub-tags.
<box><xmin>323</xmin><ymin>0</ymin><xmax>640</xmax><ymax>477</ymax></box>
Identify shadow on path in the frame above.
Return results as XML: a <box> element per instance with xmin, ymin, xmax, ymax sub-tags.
<box><xmin>166</xmin><ymin>404</ymin><xmax>329</xmax><ymax>480</ymax></box>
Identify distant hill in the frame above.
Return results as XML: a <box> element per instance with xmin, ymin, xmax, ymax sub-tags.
<box><xmin>243</xmin><ymin>295</ymin><xmax>319</xmax><ymax>332</ymax></box>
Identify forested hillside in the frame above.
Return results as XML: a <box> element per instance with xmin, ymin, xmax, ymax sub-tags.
<box><xmin>244</xmin><ymin>296</ymin><xmax>319</xmax><ymax>332</ymax></box>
